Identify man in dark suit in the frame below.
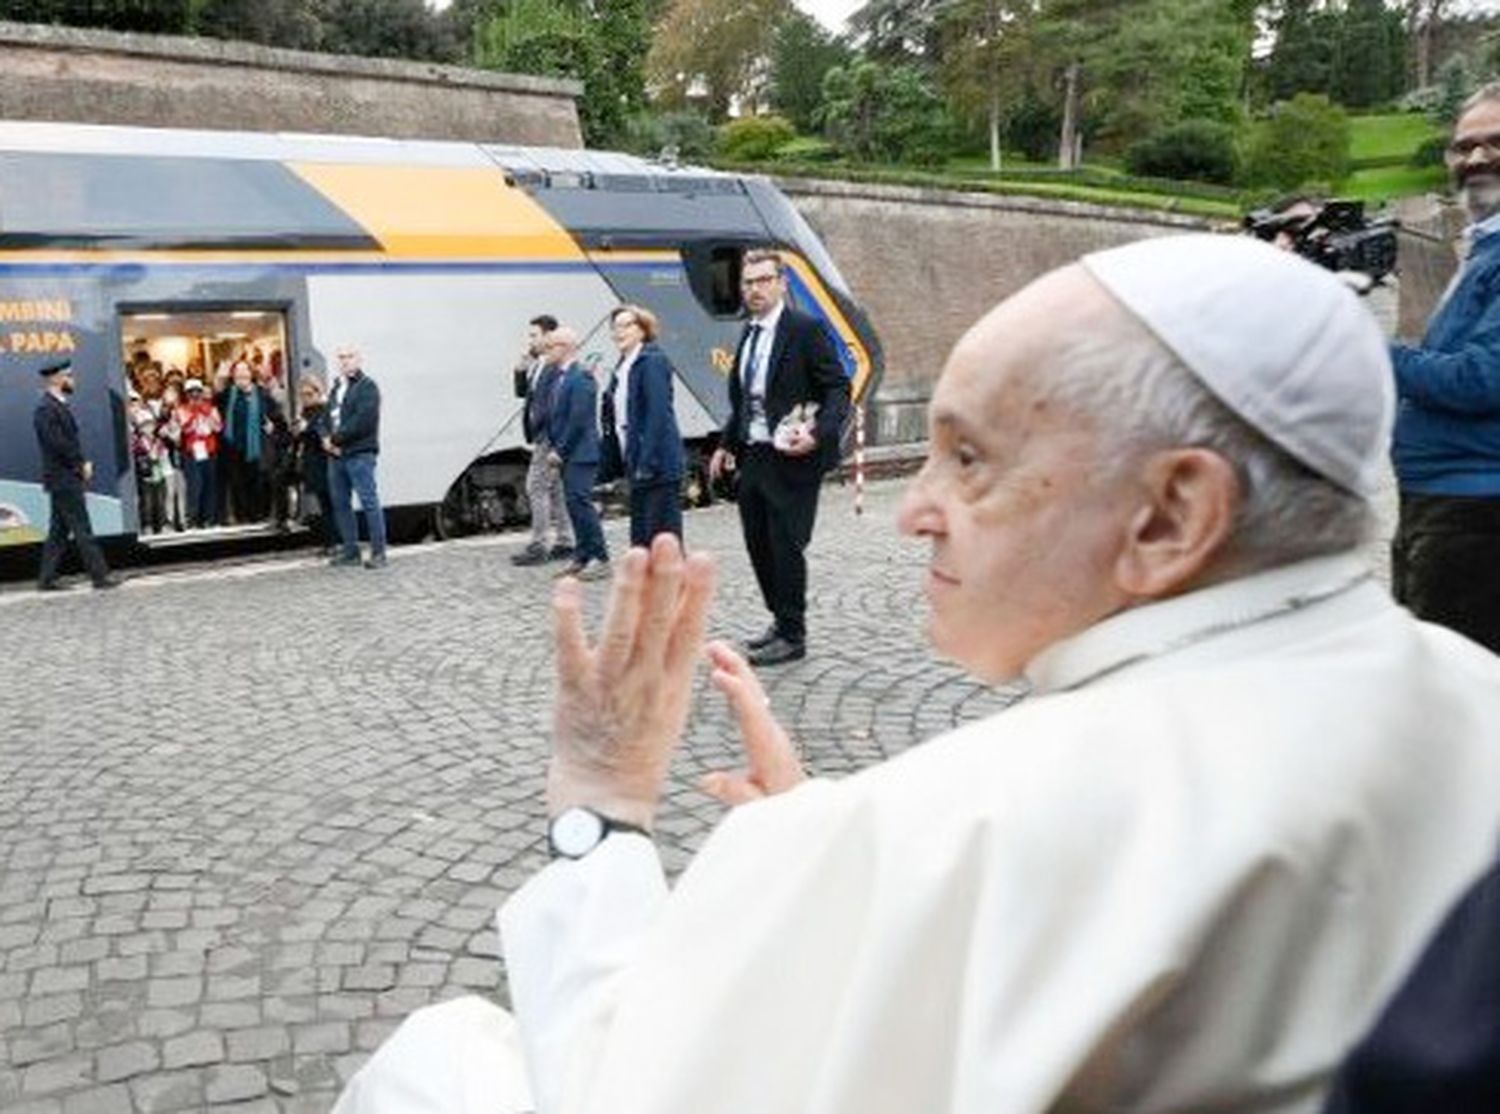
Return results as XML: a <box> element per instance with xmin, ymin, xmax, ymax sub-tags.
<box><xmin>546</xmin><ymin>327</ymin><xmax>610</xmax><ymax>581</ymax></box>
<box><xmin>33</xmin><ymin>359</ymin><xmax>118</xmax><ymax>591</ymax></box>
<box><xmin>709</xmin><ymin>248</ymin><xmax>850</xmax><ymax>665</ymax></box>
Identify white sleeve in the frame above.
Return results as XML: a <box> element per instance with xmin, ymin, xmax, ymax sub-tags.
<box><xmin>498</xmin><ymin>833</ymin><xmax>667</xmax><ymax>1114</ymax></box>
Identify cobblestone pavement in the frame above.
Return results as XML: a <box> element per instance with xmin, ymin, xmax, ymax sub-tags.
<box><xmin>0</xmin><ymin>478</ymin><xmax>1018</xmax><ymax>1113</ymax></box>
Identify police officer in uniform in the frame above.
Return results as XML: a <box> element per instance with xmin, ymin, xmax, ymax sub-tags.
<box><xmin>34</xmin><ymin>359</ymin><xmax>118</xmax><ymax>591</ymax></box>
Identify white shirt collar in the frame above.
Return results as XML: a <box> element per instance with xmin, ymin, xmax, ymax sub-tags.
<box><xmin>751</xmin><ymin>300</ymin><xmax>785</xmax><ymax>335</ymax></box>
<box><xmin>1024</xmin><ymin>552</ymin><xmax>1375</xmax><ymax>695</ymax></box>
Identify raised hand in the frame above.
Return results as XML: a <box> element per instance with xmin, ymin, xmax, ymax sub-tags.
<box><xmin>700</xmin><ymin>641</ymin><xmax>807</xmax><ymax>806</ymax></box>
<box><xmin>548</xmin><ymin>535</ymin><xmax>717</xmax><ymax>830</ymax></box>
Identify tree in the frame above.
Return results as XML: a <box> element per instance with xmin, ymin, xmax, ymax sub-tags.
<box><xmin>1329</xmin><ymin>0</ymin><xmax>1406</xmax><ymax>109</ymax></box>
<box><xmin>769</xmin><ymin>11</ymin><xmax>851</xmax><ymax>133</ymax></box>
<box><xmin>820</xmin><ymin>59</ymin><xmax>953</xmax><ymax>164</ymax></box>
<box><xmin>469</xmin><ymin>0</ymin><xmax>647</xmax><ymax>146</ymax></box>
<box><xmin>938</xmin><ymin>0</ymin><xmax>1033</xmax><ymax>170</ymax></box>
<box><xmin>846</xmin><ymin>0</ymin><xmax>945</xmax><ymax>64</ymax></box>
<box><xmin>1406</xmin><ymin>0</ymin><xmax>1453</xmax><ymax>90</ymax></box>
<box><xmin>647</xmin><ymin>0</ymin><xmax>793</xmax><ymax>120</ymax></box>
<box><xmin>193</xmin><ymin>0</ymin><xmax>324</xmax><ymax>49</ymax></box>
<box><xmin>0</xmin><ymin>0</ymin><xmax>194</xmax><ymax>33</ymax></box>
<box><xmin>317</xmin><ymin>0</ymin><xmax>457</xmax><ymax>61</ymax></box>
<box><xmin>1243</xmin><ymin>91</ymin><xmax>1350</xmax><ymax>189</ymax></box>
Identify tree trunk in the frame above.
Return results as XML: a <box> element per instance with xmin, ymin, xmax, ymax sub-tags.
<box><xmin>990</xmin><ymin>85</ymin><xmax>1002</xmax><ymax>172</ymax></box>
<box><xmin>1058</xmin><ymin>61</ymin><xmax>1080</xmax><ymax>171</ymax></box>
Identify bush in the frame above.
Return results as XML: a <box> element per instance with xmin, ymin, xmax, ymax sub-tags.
<box><xmin>1409</xmin><ymin>135</ymin><xmax>1448</xmax><ymax>169</ymax></box>
<box><xmin>715</xmin><ymin>116</ymin><xmax>798</xmax><ymax>162</ymax></box>
<box><xmin>772</xmin><ymin>136</ymin><xmax>838</xmax><ymax>162</ymax></box>
<box><xmin>1241</xmin><ymin>93</ymin><xmax>1351</xmax><ymax>190</ymax></box>
<box><xmin>624</xmin><ymin>111</ymin><xmax>715</xmax><ymax>160</ymax></box>
<box><xmin>1125</xmin><ymin>120</ymin><xmax>1239</xmax><ymax>184</ymax></box>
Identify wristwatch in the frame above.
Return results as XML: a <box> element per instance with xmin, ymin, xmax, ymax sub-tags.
<box><xmin>547</xmin><ymin>807</ymin><xmax>650</xmax><ymax>860</ymax></box>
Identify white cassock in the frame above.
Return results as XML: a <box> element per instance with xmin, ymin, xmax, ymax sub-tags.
<box><xmin>335</xmin><ymin>552</ymin><xmax>1500</xmax><ymax>1114</ymax></box>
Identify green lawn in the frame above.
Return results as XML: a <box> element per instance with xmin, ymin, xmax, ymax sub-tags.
<box><xmin>1343</xmin><ymin>163</ymin><xmax>1447</xmax><ymax>204</ymax></box>
<box><xmin>1349</xmin><ymin>112</ymin><xmax>1443</xmax><ymax>163</ymax></box>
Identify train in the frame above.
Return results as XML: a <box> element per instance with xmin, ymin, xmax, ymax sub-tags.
<box><xmin>0</xmin><ymin>120</ymin><xmax>882</xmax><ymax>555</ymax></box>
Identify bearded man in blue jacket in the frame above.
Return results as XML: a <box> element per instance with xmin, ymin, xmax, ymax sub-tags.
<box><xmin>1391</xmin><ymin>83</ymin><xmax>1500</xmax><ymax>654</ymax></box>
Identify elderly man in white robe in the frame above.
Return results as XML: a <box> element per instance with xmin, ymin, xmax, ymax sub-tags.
<box><xmin>335</xmin><ymin>235</ymin><xmax>1500</xmax><ymax>1114</ymax></box>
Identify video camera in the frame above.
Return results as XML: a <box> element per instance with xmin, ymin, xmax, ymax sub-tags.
<box><xmin>1243</xmin><ymin>198</ymin><xmax>1399</xmax><ymax>290</ymax></box>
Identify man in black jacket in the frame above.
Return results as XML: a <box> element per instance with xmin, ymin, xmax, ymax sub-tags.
<box><xmin>33</xmin><ymin>360</ymin><xmax>117</xmax><ymax>591</ymax></box>
<box><xmin>709</xmin><ymin>248</ymin><xmax>850</xmax><ymax>665</ymax></box>
<box><xmin>323</xmin><ymin>345</ymin><xmax>387</xmax><ymax>570</ymax></box>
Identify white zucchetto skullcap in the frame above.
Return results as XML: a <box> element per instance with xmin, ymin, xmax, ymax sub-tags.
<box><xmin>1080</xmin><ymin>233</ymin><xmax>1393</xmax><ymax>497</ymax></box>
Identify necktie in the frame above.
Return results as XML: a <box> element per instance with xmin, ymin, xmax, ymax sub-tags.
<box><xmin>742</xmin><ymin>325</ymin><xmax>761</xmax><ymax>387</ymax></box>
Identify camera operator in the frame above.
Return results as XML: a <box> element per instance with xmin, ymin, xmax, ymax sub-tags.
<box><xmin>1389</xmin><ymin>83</ymin><xmax>1500</xmax><ymax>656</ymax></box>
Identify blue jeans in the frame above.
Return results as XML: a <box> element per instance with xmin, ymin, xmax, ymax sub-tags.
<box><xmin>329</xmin><ymin>452</ymin><xmax>386</xmax><ymax>558</ymax></box>
<box><xmin>564</xmin><ymin>461</ymin><xmax>607</xmax><ymax>563</ymax></box>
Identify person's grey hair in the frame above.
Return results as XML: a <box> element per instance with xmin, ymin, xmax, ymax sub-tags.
<box><xmin>1032</xmin><ymin>307</ymin><xmax>1375</xmax><ymax>572</ymax></box>
<box><xmin>1462</xmin><ymin>82</ymin><xmax>1500</xmax><ymax>116</ymax></box>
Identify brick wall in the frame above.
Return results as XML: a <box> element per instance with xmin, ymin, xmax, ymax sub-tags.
<box><xmin>782</xmin><ymin>179</ymin><xmax>1217</xmax><ymax>442</ymax></box>
<box><xmin>0</xmin><ymin>20</ymin><xmax>582</xmax><ymax>147</ymax></box>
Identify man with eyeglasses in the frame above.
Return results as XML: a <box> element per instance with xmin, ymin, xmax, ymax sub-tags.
<box><xmin>1389</xmin><ymin>83</ymin><xmax>1500</xmax><ymax>654</ymax></box>
<box><xmin>708</xmin><ymin>248</ymin><xmax>850</xmax><ymax>666</ymax></box>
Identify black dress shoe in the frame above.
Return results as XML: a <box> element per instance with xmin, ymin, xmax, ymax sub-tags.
<box><xmin>748</xmin><ymin>636</ymin><xmax>806</xmax><ymax>667</ymax></box>
<box><xmin>744</xmin><ymin>624</ymin><xmax>780</xmax><ymax>652</ymax></box>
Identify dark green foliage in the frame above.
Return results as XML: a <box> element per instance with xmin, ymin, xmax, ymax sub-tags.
<box><xmin>821</xmin><ymin>60</ymin><xmax>953</xmax><ymax>166</ymax></box>
<box><xmin>1436</xmin><ymin>54</ymin><xmax>1473</xmax><ymax>127</ymax></box>
<box><xmin>624</xmin><ymin>109</ymin><xmax>715</xmax><ymax>158</ymax></box>
<box><xmin>0</xmin><ymin>0</ymin><xmax>194</xmax><ymax>33</ymax></box>
<box><xmin>769</xmin><ymin>11</ymin><xmax>850</xmax><ymax>133</ymax></box>
<box><xmin>315</xmin><ymin>0</ymin><xmax>458</xmax><ymax>61</ymax></box>
<box><xmin>1243</xmin><ymin>93</ymin><xmax>1351</xmax><ymax>190</ymax></box>
<box><xmin>1004</xmin><ymin>88</ymin><xmax>1061</xmax><ymax>162</ymax></box>
<box><xmin>1409</xmin><ymin>135</ymin><xmax>1447</xmax><ymax>169</ymax></box>
<box><xmin>471</xmin><ymin>0</ymin><xmax>648</xmax><ymax>147</ymax></box>
<box><xmin>1263</xmin><ymin>0</ymin><xmax>1408</xmax><ymax>111</ymax></box>
<box><xmin>192</xmin><ymin>0</ymin><xmax>324</xmax><ymax>49</ymax></box>
<box><xmin>715</xmin><ymin>114</ymin><xmax>796</xmax><ymax>160</ymax></box>
<box><xmin>1125</xmin><ymin>118</ymin><xmax>1238</xmax><ymax>183</ymax></box>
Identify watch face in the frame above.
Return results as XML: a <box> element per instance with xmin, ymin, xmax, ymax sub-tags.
<box><xmin>550</xmin><ymin>807</ymin><xmax>606</xmax><ymax>858</ymax></box>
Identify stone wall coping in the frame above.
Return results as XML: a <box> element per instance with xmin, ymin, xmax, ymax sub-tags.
<box><xmin>0</xmin><ymin>19</ymin><xmax>582</xmax><ymax>99</ymax></box>
<box><xmin>773</xmin><ymin>174</ymin><xmax>1224</xmax><ymax>232</ymax></box>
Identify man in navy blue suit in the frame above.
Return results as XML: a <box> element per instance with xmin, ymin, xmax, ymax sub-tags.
<box><xmin>546</xmin><ymin>327</ymin><xmax>610</xmax><ymax>581</ymax></box>
<box><xmin>709</xmin><ymin>248</ymin><xmax>850</xmax><ymax>666</ymax></box>
<box><xmin>33</xmin><ymin>359</ymin><xmax>118</xmax><ymax>591</ymax></box>
<box><xmin>603</xmin><ymin>304</ymin><xmax>685</xmax><ymax>547</ymax></box>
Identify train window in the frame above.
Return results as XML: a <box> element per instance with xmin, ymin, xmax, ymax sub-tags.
<box><xmin>683</xmin><ymin>244</ymin><xmax>744</xmax><ymax>319</ymax></box>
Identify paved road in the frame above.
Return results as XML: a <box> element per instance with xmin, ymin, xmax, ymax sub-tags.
<box><xmin>0</xmin><ymin>479</ymin><xmax>1016</xmax><ymax>1113</ymax></box>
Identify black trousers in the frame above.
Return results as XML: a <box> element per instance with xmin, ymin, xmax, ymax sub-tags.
<box><xmin>629</xmin><ymin>479</ymin><xmax>682</xmax><ymax>548</ymax></box>
<box><xmin>1392</xmin><ymin>492</ymin><xmax>1500</xmax><ymax>655</ymax></box>
<box><xmin>38</xmin><ymin>488</ymin><xmax>111</xmax><ymax>587</ymax></box>
<box><xmin>737</xmin><ymin>445</ymin><xmax>820</xmax><ymax>644</ymax></box>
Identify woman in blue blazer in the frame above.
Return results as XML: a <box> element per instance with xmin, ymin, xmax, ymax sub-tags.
<box><xmin>603</xmin><ymin>304</ymin><xmax>685</xmax><ymax>547</ymax></box>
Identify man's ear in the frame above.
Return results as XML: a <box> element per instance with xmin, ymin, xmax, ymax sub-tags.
<box><xmin>1115</xmin><ymin>448</ymin><xmax>1239</xmax><ymax>598</ymax></box>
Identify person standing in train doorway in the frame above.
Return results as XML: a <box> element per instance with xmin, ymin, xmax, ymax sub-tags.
<box><xmin>324</xmin><ymin>345</ymin><xmax>387</xmax><ymax>570</ymax></box>
<box><xmin>33</xmin><ymin>359</ymin><xmax>118</xmax><ymax>592</ymax></box>
<box><xmin>709</xmin><ymin>248</ymin><xmax>849</xmax><ymax>666</ymax></box>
